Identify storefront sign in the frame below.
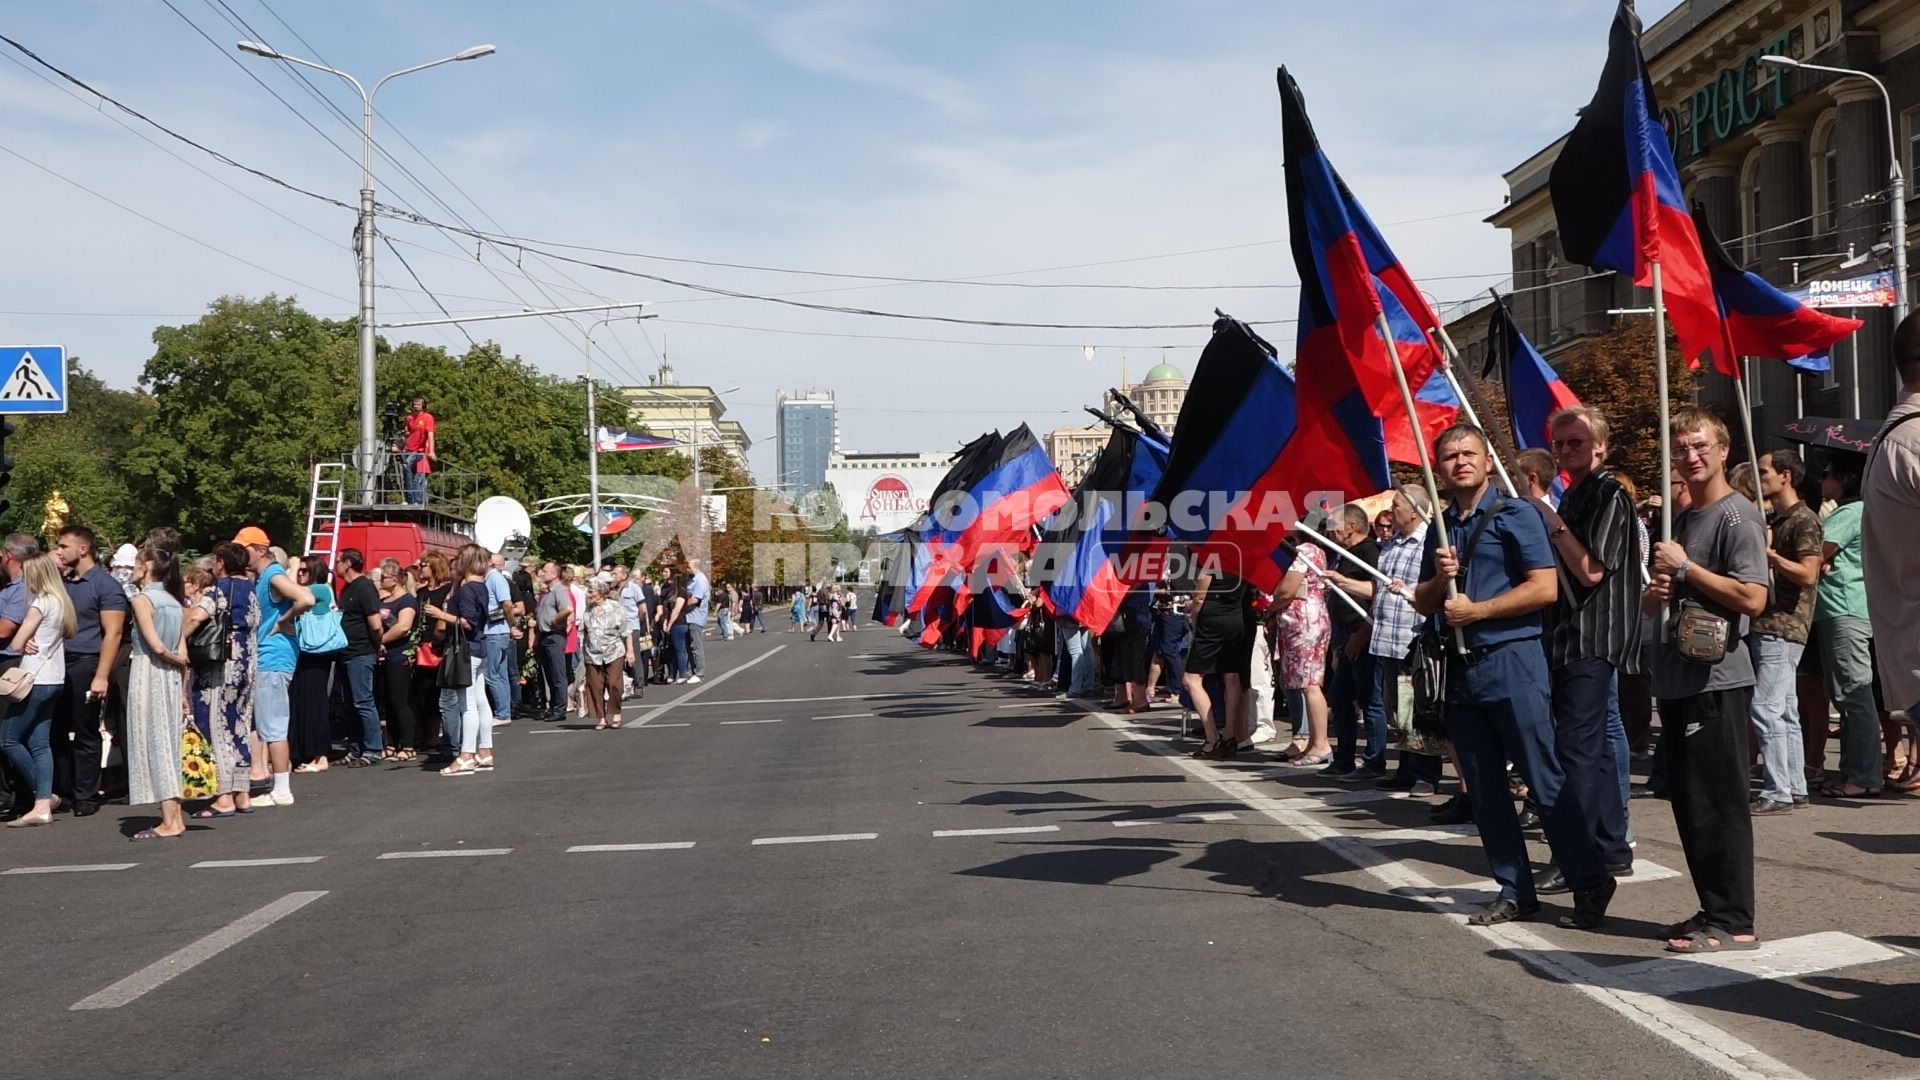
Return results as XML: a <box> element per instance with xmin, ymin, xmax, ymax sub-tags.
<box><xmin>1661</xmin><ymin>28</ymin><xmax>1803</xmax><ymax>163</ymax></box>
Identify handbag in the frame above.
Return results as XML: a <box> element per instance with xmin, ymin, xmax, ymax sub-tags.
<box><xmin>188</xmin><ymin>592</ymin><xmax>232</xmax><ymax>665</ymax></box>
<box><xmin>437</xmin><ymin>617</ymin><xmax>472</xmax><ymax>689</ymax></box>
<box><xmin>1406</xmin><ymin>495</ymin><xmax>1512</xmax><ymax>741</ymax></box>
<box><xmin>181</xmin><ymin>721</ymin><xmax>217</xmax><ymax>800</ymax></box>
<box><xmin>296</xmin><ymin>605</ymin><xmax>347</xmax><ymax>655</ymax></box>
<box><xmin>0</xmin><ymin>660</ymin><xmax>34</xmax><ymax>702</ymax></box>
<box><xmin>1673</xmin><ymin>599</ymin><xmax>1730</xmax><ymax>664</ymax></box>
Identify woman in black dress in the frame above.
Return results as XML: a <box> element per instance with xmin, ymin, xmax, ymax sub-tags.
<box><xmin>289</xmin><ymin>555</ymin><xmax>340</xmax><ymax>771</ymax></box>
<box><xmin>1181</xmin><ymin>570</ymin><xmax>1256</xmax><ymax>760</ymax></box>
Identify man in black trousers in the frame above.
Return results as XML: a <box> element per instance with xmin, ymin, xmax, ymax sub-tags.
<box><xmin>51</xmin><ymin>525</ymin><xmax>126</xmax><ymax>817</ymax></box>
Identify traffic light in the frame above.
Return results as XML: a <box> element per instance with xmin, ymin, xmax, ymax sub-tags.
<box><xmin>0</xmin><ymin>418</ymin><xmax>14</xmax><ymax>515</ymax></box>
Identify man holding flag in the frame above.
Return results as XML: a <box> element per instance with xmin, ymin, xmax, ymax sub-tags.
<box><xmin>1414</xmin><ymin>423</ymin><xmax>1617</xmax><ymax>929</ymax></box>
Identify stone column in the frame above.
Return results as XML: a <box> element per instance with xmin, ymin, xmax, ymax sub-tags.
<box><xmin>1835</xmin><ymin>85</ymin><xmax>1895</xmax><ymax>418</ymax></box>
<box><xmin>1749</xmin><ymin>121</ymin><xmax>1812</xmax><ymax>449</ymax></box>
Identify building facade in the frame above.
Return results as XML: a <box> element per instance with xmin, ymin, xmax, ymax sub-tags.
<box><xmin>821</xmin><ymin>450</ymin><xmax>955</xmax><ymax>534</ymax></box>
<box><xmin>1126</xmin><ymin>361</ymin><xmax>1189</xmax><ymax>434</ymax></box>
<box><xmin>1483</xmin><ymin>0</ymin><xmax>1919</xmax><ymax>447</ymax></box>
<box><xmin>615</xmin><ymin>362</ymin><xmax>752</xmax><ymax>468</ymax></box>
<box><xmin>776</xmin><ymin>390</ymin><xmax>838</xmax><ymax>501</ymax></box>
<box><xmin>1043</xmin><ymin>424</ymin><xmax>1109</xmax><ymax>487</ymax></box>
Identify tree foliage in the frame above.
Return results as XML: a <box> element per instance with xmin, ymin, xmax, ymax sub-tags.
<box><xmin>0</xmin><ymin>364</ymin><xmax>150</xmax><ymax>546</ymax></box>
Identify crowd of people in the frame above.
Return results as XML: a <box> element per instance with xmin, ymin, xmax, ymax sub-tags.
<box><xmin>0</xmin><ymin>521</ymin><xmax>787</xmax><ymax>829</ymax></box>
<box><xmin>957</xmin><ymin>355</ymin><xmax>1920</xmax><ymax>953</ymax></box>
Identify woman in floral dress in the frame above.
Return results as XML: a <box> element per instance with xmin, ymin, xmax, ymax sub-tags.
<box><xmin>1277</xmin><ymin>541</ymin><xmax>1333</xmax><ymax>767</ymax></box>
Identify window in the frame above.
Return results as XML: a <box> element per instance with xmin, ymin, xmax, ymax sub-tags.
<box><xmin>1740</xmin><ymin>148</ymin><xmax>1766</xmax><ymax>261</ymax></box>
<box><xmin>1907</xmin><ymin>107</ymin><xmax>1920</xmax><ymax>190</ymax></box>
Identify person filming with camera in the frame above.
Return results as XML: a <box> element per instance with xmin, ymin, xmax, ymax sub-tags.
<box><xmin>402</xmin><ymin>395</ymin><xmax>436</xmax><ymax>505</ymax></box>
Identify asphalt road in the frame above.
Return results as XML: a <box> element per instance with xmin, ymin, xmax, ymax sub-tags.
<box><xmin>4</xmin><ymin>627</ymin><xmax>1916</xmax><ymax>1079</ymax></box>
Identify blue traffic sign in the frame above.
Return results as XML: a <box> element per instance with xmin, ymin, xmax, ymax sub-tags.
<box><xmin>0</xmin><ymin>347</ymin><xmax>67</xmax><ymax>414</ymax></box>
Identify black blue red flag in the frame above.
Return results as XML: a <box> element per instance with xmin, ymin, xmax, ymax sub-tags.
<box><xmin>1149</xmin><ymin>317</ymin><xmax>1380</xmax><ymax>593</ymax></box>
<box><xmin>1036</xmin><ymin>424</ymin><xmax>1170</xmax><ymax>634</ymax></box>
<box><xmin>1279</xmin><ymin>68</ymin><xmax>1448</xmax><ymax>430</ymax></box>
<box><xmin>1550</xmin><ymin>1</ymin><xmax>1723</xmax><ymax>370</ymax></box>
<box><xmin>1488</xmin><ymin>299</ymin><xmax>1582</xmax><ymax>453</ymax></box>
<box><xmin>1693</xmin><ymin>207</ymin><xmax>1862</xmax><ymax>376</ymax></box>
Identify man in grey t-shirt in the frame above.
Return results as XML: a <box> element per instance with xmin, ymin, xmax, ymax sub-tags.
<box><xmin>1643</xmin><ymin>408</ymin><xmax>1769</xmax><ymax>953</ymax></box>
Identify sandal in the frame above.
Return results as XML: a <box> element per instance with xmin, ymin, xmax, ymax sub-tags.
<box><xmin>192</xmin><ymin>808</ymin><xmax>236</xmax><ymax>819</ymax></box>
<box><xmin>295</xmin><ymin>762</ymin><xmax>327</xmax><ymax>774</ymax></box>
<box><xmin>130</xmin><ymin>828</ymin><xmax>183</xmax><ymax>841</ymax></box>
<box><xmin>1289</xmin><ymin>752</ymin><xmax>1335</xmax><ymax>767</ymax></box>
<box><xmin>594</xmin><ymin>720</ymin><xmax>609</xmax><ymax>730</ymax></box>
<box><xmin>1664</xmin><ymin>928</ymin><xmax>1761</xmax><ymax>954</ymax></box>
<box><xmin>1190</xmin><ymin>740</ymin><xmax>1222</xmax><ymax>760</ymax></box>
<box><xmin>1818</xmin><ymin>781</ymin><xmax>1883</xmax><ymax>799</ymax></box>
<box><xmin>1657</xmin><ymin>912</ymin><xmax>1709</xmax><ymax>941</ymax></box>
<box><xmin>609</xmin><ymin>719</ymin><xmax>621</xmax><ymax>729</ymax></box>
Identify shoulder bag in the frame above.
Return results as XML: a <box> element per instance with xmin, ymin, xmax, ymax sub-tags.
<box><xmin>436</xmin><ymin>614</ymin><xmax>472</xmax><ymax>689</ymax></box>
<box><xmin>1407</xmin><ymin>497</ymin><xmax>1509</xmax><ymax>740</ymax></box>
<box><xmin>296</xmin><ymin>594</ymin><xmax>347</xmax><ymax>655</ymax></box>
<box><xmin>0</xmin><ymin>653</ymin><xmax>42</xmax><ymax>701</ymax></box>
<box><xmin>188</xmin><ymin>591</ymin><xmax>232</xmax><ymax>666</ymax></box>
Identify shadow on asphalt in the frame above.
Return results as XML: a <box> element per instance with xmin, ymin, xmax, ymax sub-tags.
<box><xmin>958</xmin><ymin>790</ymin><xmax>1102</xmax><ymax>807</ymax></box>
<box><xmin>973</xmin><ymin>714</ymin><xmax>1081</xmax><ymax>729</ymax></box>
<box><xmin>1484</xmin><ymin>947</ymin><xmax>1920</xmax><ymax>1060</ymax></box>
<box><xmin>1815</xmin><ymin>830</ymin><xmax>1920</xmax><ymax>855</ymax></box>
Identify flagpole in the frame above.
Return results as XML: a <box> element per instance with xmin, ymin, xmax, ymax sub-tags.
<box><xmin>1290</xmin><ymin>522</ymin><xmax>1394</xmax><ymax>586</ymax></box>
<box><xmin>1279</xmin><ymin>540</ymin><xmax>1372</xmax><ymax>623</ymax></box>
<box><xmin>1377</xmin><ymin>312</ymin><xmax>1466</xmax><ymax>652</ymax></box>
<box><xmin>1430</xmin><ymin>332</ymin><xmax>1518</xmax><ymax>497</ymax></box>
<box><xmin>1733</xmin><ymin>356</ymin><xmax>1764</xmax><ymax>504</ymax></box>
<box><xmin>1651</xmin><ymin>259</ymin><xmax>1673</xmax><ymax>639</ymax></box>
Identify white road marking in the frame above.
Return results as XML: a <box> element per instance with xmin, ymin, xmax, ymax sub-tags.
<box><xmin>1602</xmin><ymin>931</ymin><xmax>1906</xmax><ymax>997</ymax></box>
<box><xmin>70</xmin><ymin>890</ymin><xmax>326</xmax><ymax>1010</ymax></box>
<box><xmin>1347</xmin><ymin>824</ymin><xmax>1481</xmax><ymax>845</ymax></box>
<box><xmin>567</xmin><ymin>842</ymin><xmax>697</xmax><ymax>853</ymax></box>
<box><xmin>720</xmin><ymin>718</ymin><xmax>784</xmax><ymax>725</ymax></box>
<box><xmin>750</xmin><ymin>832</ymin><xmax>879</xmax><ymax>846</ymax></box>
<box><xmin>627</xmin><ymin>645</ymin><xmax>788</xmax><ymax>727</ymax></box>
<box><xmin>1111</xmin><ymin>811</ymin><xmax>1239</xmax><ymax>828</ymax></box>
<box><xmin>376</xmin><ymin>848</ymin><xmax>513</xmax><ymax>860</ymax></box>
<box><xmin>2</xmin><ymin>863</ymin><xmax>138</xmax><ymax>875</ymax></box>
<box><xmin>931</xmin><ymin>825</ymin><xmax>1061</xmax><ymax>838</ymax></box>
<box><xmin>1070</xmin><ymin>699</ymin><xmax>1817</xmax><ymax>1080</ymax></box>
<box><xmin>191</xmin><ymin>857</ymin><xmax>325</xmax><ymax>869</ymax></box>
<box><xmin>812</xmin><ymin>712</ymin><xmax>875</xmax><ymax>720</ymax></box>
<box><xmin>678</xmin><ymin>689</ymin><xmax>966</xmax><ymax>708</ymax></box>
<box><xmin>634</xmin><ymin>722</ymin><xmax>691</xmax><ymax>728</ymax></box>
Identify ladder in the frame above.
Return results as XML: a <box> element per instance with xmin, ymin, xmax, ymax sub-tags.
<box><xmin>304</xmin><ymin>461</ymin><xmax>349</xmax><ymax>561</ymax></box>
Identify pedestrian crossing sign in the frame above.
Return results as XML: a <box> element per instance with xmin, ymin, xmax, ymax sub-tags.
<box><xmin>0</xmin><ymin>347</ymin><xmax>67</xmax><ymax>414</ymax></box>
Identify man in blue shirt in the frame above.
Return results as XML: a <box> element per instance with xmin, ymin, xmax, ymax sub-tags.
<box><xmin>1414</xmin><ymin>424</ymin><xmax>1615</xmax><ymax>929</ymax></box>
<box><xmin>51</xmin><ymin>525</ymin><xmax>128</xmax><ymax>817</ymax></box>
<box><xmin>683</xmin><ymin>559</ymin><xmax>711</xmax><ymax>684</ymax></box>
<box><xmin>246</xmin><ymin>533</ymin><xmax>313</xmax><ymax>807</ymax></box>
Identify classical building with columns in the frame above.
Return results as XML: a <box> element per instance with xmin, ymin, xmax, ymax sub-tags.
<box><xmin>1480</xmin><ymin>0</ymin><xmax>1918</xmax><ymax>445</ymax></box>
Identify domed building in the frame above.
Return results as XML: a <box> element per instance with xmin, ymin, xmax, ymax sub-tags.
<box><xmin>1127</xmin><ymin>360</ymin><xmax>1188</xmax><ymax>435</ymax></box>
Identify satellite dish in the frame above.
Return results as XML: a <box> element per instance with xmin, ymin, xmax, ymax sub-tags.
<box><xmin>474</xmin><ymin>496</ymin><xmax>533</xmax><ymax>561</ymax></box>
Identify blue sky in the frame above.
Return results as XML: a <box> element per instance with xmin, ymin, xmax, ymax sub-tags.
<box><xmin>0</xmin><ymin>0</ymin><xmax>1684</xmax><ymax>479</ymax></box>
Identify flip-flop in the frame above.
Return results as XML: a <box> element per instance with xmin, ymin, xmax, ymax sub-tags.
<box><xmin>1664</xmin><ymin>928</ymin><xmax>1761</xmax><ymax>954</ymax></box>
<box><xmin>192</xmin><ymin>808</ymin><xmax>236</xmax><ymax>819</ymax></box>
<box><xmin>130</xmin><ymin>829</ymin><xmax>183</xmax><ymax>841</ymax></box>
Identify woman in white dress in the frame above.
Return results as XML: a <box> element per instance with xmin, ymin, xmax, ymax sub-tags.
<box><xmin>126</xmin><ymin>543</ymin><xmax>190</xmax><ymax>840</ymax></box>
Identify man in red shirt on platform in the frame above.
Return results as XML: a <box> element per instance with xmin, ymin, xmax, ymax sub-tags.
<box><xmin>403</xmin><ymin>396</ymin><xmax>435</xmax><ymax>504</ymax></box>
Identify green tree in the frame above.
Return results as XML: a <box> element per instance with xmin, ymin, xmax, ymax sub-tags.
<box><xmin>0</xmin><ymin>363</ymin><xmax>150</xmax><ymax>545</ymax></box>
<box><xmin>123</xmin><ymin>295</ymin><xmax>355</xmax><ymax>549</ymax></box>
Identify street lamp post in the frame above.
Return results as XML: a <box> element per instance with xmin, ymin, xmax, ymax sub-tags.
<box><xmin>582</xmin><ymin>311</ymin><xmax>648</xmax><ymax>567</ymax></box>
<box><xmin>1761</xmin><ymin>55</ymin><xmax>1909</xmax><ymax>405</ymax></box>
<box><xmin>238</xmin><ymin>39</ymin><xmax>496</xmax><ymax>501</ymax></box>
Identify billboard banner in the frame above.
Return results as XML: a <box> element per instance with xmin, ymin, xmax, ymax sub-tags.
<box><xmin>823</xmin><ymin>464</ymin><xmax>948</xmax><ymax>533</ymax></box>
<box><xmin>1787</xmin><ymin>271</ymin><xmax>1896</xmax><ymax>309</ymax></box>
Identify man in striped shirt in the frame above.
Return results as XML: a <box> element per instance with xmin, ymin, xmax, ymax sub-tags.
<box><xmin>1530</xmin><ymin>406</ymin><xmax>1641</xmax><ymax>894</ymax></box>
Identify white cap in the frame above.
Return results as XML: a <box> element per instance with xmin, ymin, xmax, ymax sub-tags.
<box><xmin>110</xmin><ymin>543</ymin><xmax>138</xmax><ymax>569</ymax></box>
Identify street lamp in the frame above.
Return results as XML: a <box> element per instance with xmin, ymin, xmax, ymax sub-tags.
<box><xmin>1760</xmin><ymin>55</ymin><xmax>1910</xmax><ymax>339</ymax></box>
<box><xmin>238</xmin><ymin>39</ymin><xmax>496</xmax><ymax>501</ymax></box>
<box><xmin>583</xmin><ymin>310</ymin><xmax>651</xmax><ymax>567</ymax></box>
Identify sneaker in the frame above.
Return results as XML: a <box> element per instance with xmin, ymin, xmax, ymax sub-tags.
<box><xmin>1408</xmin><ymin>780</ymin><xmax>1438</xmax><ymax>797</ymax></box>
<box><xmin>686</xmin><ymin>675</ymin><xmax>702</xmax><ymax>685</ymax></box>
<box><xmin>491</xmin><ymin>716</ymin><xmax>512</xmax><ymax>727</ymax></box>
<box><xmin>1375</xmin><ymin>774</ymin><xmax>1418</xmax><ymax>792</ymax></box>
<box><xmin>250</xmin><ymin>791</ymin><xmax>283</xmax><ymax>808</ymax></box>
<box><xmin>1339</xmin><ymin>766</ymin><xmax>1386</xmax><ymax>784</ymax></box>
<box><xmin>1318</xmin><ymin>762</ymin><xmax>1356</xmax><ymax>778</ymax></box>
<box><xmin>1250</xmin><ymin>723</ymin><xmax>1278</xmax><ymax>745</ymax></box>
<box><xmin>1750</xmin><ymin>797</ymin><xmax>1794</xmax><ymax>815</ymax></box>
<box><xmin>1791</xmin><ymin>795</ymin><xmax>1810</xmax><ymax>808</ymax></box>
<box><xmin>1429</xmin><ymin>794</ymin><xmax>1474</xmax><ymax>825</ymax></box>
